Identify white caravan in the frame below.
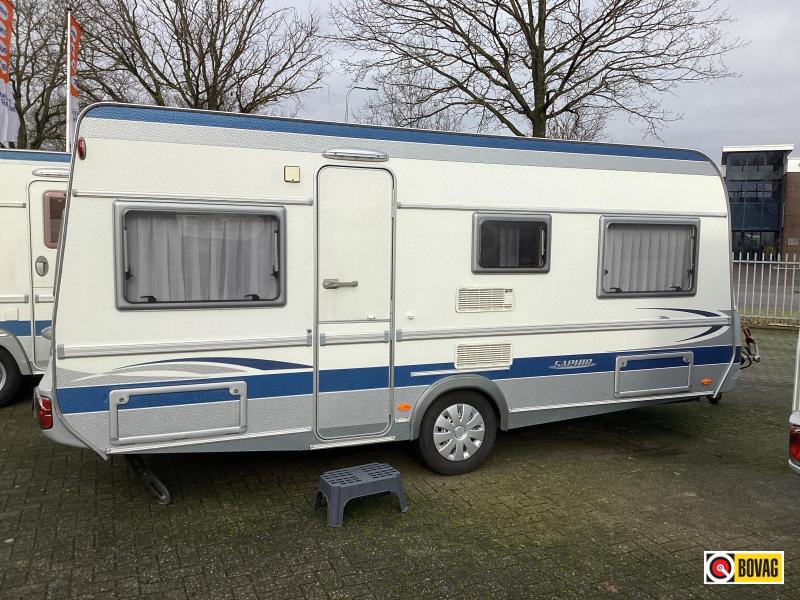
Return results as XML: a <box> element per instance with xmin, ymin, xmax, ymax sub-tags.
<box><xmin>0</xmin><ymin>149</ymin><xmax>69</xmax><ymax>406</ymax></box>
<box><xmin>38</xmin><ymin>103</ymin><xmax>742</xmax><ymax>477</ymax></box>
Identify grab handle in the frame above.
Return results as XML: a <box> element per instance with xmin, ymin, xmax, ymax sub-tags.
<box><xmin>323</xmin><ymin>279</ymin><xmax>358</xmax><ymax>289</ymax></box>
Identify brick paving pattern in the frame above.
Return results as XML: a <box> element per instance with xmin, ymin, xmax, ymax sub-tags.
<box><xmin>1</xmin><ymin>329</ymin><xmax>799</xmax><ymax>599</ymax></box>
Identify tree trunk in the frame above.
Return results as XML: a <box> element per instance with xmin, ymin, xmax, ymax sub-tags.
<box><xmin>531</xmin><ymin>0</ymin><xmax>547</xmax><ymax>137</ymax></box>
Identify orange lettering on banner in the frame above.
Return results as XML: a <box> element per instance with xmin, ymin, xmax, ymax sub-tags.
<box><xmin>0</xmin><ymin>0</ymin><xmax>14</xmax><ymax>84</ymax></box>
<box><xmin>68</xmin><ymin>14</ymin><xmax>81</xmax><ymax>98</ymax></box>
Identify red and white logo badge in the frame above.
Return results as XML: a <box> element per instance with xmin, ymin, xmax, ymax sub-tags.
<box><xmin>705</xmin><ymin>552</ymin><xmax>734</xmax><ymax>584</ymax></box>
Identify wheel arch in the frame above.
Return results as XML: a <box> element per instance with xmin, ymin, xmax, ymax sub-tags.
<box><xmin>0</xmin><ymin>334</ymin><xmax>32</xmax><ymax>376</ymax></box>
<box><xmin>409</xmin><ymin>374</ymin><xmax>509</xmax><ymax>440</ymax></box>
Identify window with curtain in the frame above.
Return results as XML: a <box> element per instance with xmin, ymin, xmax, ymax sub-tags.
<box><xmin>43</xmin><ymin>191</ymin><xmax>67</xmax><ymax>249</ymax></box>
<box><xmin>121</xmin><ymin>209</ymin><xmax>281</xmax><ymax>306</ymax></box>
<box><xmin>600</xmin><ymin>220</ymin><xmax>697</xmax><ymax>296</ymax></box>
<box><xmin>475</xmin><ymin>216</ymin><xmax>549</xmax><ymax>272</ymax></box>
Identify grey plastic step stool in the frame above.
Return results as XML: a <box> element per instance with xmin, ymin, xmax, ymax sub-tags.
<box><xmin>315</xmin><ymin>463</ymin><xmax>408</xmax><ymax>527</ymax></box>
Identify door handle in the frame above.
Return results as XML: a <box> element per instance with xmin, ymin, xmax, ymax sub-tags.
<box><xmin>35</xmin><ymin>256</ymin><xmax>49</xmax><ymax>277</ymax></box>
<box><xmin>323</xmin><ymin>279</ymin><xmax>358</xmax><ymax>289</ymax></box>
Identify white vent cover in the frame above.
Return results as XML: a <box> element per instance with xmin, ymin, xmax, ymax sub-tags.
<box><xmin>456</xmin><ymin>287</ymin><xmax>514</xmax><ymax>312</ymax></box>
<box><xmin>455</xmin><ymin>343</ymin><xmax>512</xmax><ymax>370</ymax></box>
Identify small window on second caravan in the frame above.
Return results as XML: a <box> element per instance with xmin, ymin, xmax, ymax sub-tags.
<box><xmin>43</xmin><ymin>191</ymin><xmax>67</xmax><ymax>249</ymax></box>
<box><xmin>118</xmin><ymin>205</ymin><xmax>284</xmax><ymax>308</ymax></box>
<box><xmin>473</xmin><ymin>213</ymin><xmax>551</xmax><ymax>272</ymax></box>
<box><xmin>599</xmin><ymin>218</ymin><xmax>698</xmax><ymax>297</ymax></box>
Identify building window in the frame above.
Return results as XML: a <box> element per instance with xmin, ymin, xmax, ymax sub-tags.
<box><xmin>599</xmin><ymin>218</ymin><xmax>698</xmax><ymax>297</ymax></box>
<box><xmin>117</xmin><ymin>204</ymin><xmax>284</xmax><ymax>308</ymax></box>
<box><xmin>472</xmin><ymin>213</ymin><xmax>550</xmax><ymax>272</ymax></box>
<box><xmin>43</xmin><ymin>191</ymin><xmax>67</xmax><ymax>249</ymax></box>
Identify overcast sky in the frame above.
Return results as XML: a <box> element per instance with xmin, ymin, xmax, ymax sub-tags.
<box><xmin>293</xmin><ymin>0</ymin><xmax>799</xmax><ymax>162</ymax></box>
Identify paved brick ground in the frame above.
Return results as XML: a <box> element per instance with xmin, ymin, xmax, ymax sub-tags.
<box><xmin>2</xmin><ymin>329</ymin><xmax>799</xmax><ymax>599</ymax></box>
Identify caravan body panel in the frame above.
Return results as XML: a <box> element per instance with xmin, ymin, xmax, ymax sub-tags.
<box><xmin>45</xmin><ymin>105</ymin><xmax>738</xmax><ymax>456</ymax></box>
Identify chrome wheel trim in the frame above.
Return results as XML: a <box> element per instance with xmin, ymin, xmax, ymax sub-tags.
<box><xmin>0</xmin><ymin>361</ymin><xmax>6</xmax><ymax>391</ymax></box>
<box><xmin>433</xmin><ymin>403</ymin><xmax>486</xmax><ymax>461</ymax></box>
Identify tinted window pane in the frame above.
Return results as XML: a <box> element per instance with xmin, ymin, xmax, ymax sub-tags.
<box><xmin>43</xmin><ymin>192</ymin><xmax>67</xmax><ymax>249</ymax></box>
<box><xmin>478</xmin><ymin>219</ymin><xmax>547</xmax><ymax>269</ymax></box>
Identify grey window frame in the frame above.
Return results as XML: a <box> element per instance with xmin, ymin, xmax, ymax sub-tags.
<box><xmin>597</xmin><ymin>215</ymin><xmax>700</xmax><ymax>298</ymax></box>
<box><xmin>114</xmin><ymin>200</ymin><xmax>286</xmax><ymax>310</ymax></box>
<box><xmin>472</xmin><ymin>212</ymin><xmax>551</xmax><ymax>273</ymax></box>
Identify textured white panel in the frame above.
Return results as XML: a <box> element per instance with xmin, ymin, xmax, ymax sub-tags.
<box><xmin>455</xmin><ymin>342</ymin><xmax>512</xmax><ymax>369</ymax></box>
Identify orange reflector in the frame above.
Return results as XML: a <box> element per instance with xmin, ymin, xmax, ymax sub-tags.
<box><xmin>397</xmin><ymin>403</ymin><xmax>412</xmax><ymax>412</ymax></box>
<box><xmin>701</xmin><ymin>378</ymin><xmax>713</xmax><ymax>386</ymax></box>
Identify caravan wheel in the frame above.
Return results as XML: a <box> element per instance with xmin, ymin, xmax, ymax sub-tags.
<box><xmin>415</xmin><ymin>391</ymin><xmax>497</xmax><ymax>475</ymax></box>
<box><xmin>0</xmin><ymin>349</ymin><xmax>22</xmax><ymax>408</ymax></box>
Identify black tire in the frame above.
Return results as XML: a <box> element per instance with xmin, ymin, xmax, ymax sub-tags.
<box><xmin>414</xmin><ymin>390</ymin><xmax>497</xmax><ymax>475</ymax></box>
<box><xmin>708</xmin><ymin>394</ymin><xmax>722</xmax><ymax>405</ymax></box>
<box><xmin>0</xmin><ymin>348</ymin><xmax>22</xmax><ymax>408</ymax></box>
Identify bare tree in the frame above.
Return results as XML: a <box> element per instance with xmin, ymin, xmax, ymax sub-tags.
<box><xmin>10</xmin><ymin>0</ymin><xmax>66</xmax><ymax>149</ymax></box>
<box><xmin>356</xmin><ymin>67</ymin><xmax>463</xmax><ymax>131</ymax></box>
<box><xmin>79</xmin><ymin>0</ymin><xmax>326</xmax><ymax>113</ymax></box>
<box><xmin>332</xmin><ymin>0</ymin><xmax>742</xmax><ymax>140</ymax></box>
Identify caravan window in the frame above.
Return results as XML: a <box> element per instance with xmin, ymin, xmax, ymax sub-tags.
<box><xmin>43</xmin><ymin>191</ymin><xmax>67</xmax><ymax>249</ymax></box>
<box><xmin>472</xmin><ymin>213</ymin><xmax>551</xmax><ymax>273</ymax></box>
<box><xmin>599</xmin><ymin>217</ymin><xmax>698</xmax><ymax>297</ymax></box>
<box><xmin>117</xmin><ymin>204</ymin><xmax>285</xmax><ymax>308</ymax></box>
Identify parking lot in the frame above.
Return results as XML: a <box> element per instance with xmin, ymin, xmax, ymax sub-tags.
<box><xmin>0</xmin><ymin>329</ymin><xmax>798</xmax><ymax>599</ymax></box>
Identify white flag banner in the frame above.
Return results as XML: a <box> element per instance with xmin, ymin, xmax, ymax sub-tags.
<box><xmin>0</xmin><ymin>0</ymin><xmax>15</xmax><ymax>146</ymax></box>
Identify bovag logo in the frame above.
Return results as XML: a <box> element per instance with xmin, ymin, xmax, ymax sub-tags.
<box><xmin>704</xmin><ymin>551</ymin><xmax>783</xmax><ymax>584</ymax></box>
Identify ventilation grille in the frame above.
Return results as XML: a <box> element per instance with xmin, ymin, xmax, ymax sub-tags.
<box><xmin>456</xmin><ymin>287</ymin><xmax>514</xmax><ymax>312</ymax></box>
<box><xmin>455</xmin><ymin>343</ymin><xmax>512</xmax><ymax>370</ymax></box>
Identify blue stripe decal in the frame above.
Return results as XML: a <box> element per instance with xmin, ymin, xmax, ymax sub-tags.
<box><xmin>622</xmin><ymin>356</ymin><xmax>688</xmax><ymax>371</ymax></box>
<box><xmin>319</xmin><ymin>366</ymin><xmax>390</xmax><ymax>393</ymax></box>
<box><xmin>394</xmin><ymin>345</ymin><xmax>732</xmax><ymax>387</ymax></box>
<box><xmin>120</xmin><ymin>387</ymin><xmax>237</xmax><ymax>410</ymax></box>
<box><xmin>129</xmin><ymin>357</ymin><xmax>310</xmax><ymax>371</ymax></box>
<box><xmin>84</xmin><ymin>105</ymin><xmax>708</xmax><ymax>163</ymax></box>
<box><xmin>0</xmin><ymin>149</ymin><xmax>69</xmax><ymax>163</ymax></box>
<box><xmin>56</xmin><ymin>344</ymin><xmax>734</xmax><ymax>415</ymax></box>
<box><xmin>0</xmin><ymin>320</ymin><xmax>51</xmax><ymax>337</ymax></box>
<box><xmin>58</xmin><ymin>371</ymin><xmax>314</xmax><ymax>414</ymax></box>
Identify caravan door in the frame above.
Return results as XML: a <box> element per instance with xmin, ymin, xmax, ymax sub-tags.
<box><xmin>316</xmin><ymin>166</ymin><xmax>394</xmax><ymax>439</ymax></box>
<box><xmin>28</xmin><ymin>182</ymin><xmax>66</xmax><ymax>368</ymax></box>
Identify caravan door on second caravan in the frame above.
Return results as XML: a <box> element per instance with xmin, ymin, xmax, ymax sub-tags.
<box><xmin>28</xmin><ymin>181</ymin><xmax>66</xmax><ymax>368</ymax></box>
<box><xmin>316</xmin><ymin>166</ymin><xmax>393</xmax><ymax>439</ymax></box>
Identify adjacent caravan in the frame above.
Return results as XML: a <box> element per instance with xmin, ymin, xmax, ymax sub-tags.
<box><xmin>0</xmin><ymin>149</ymin><xmax>69</xmax><ymax>406</ymax></box>
<box><xmin>38</xmin><ymin>103</ymin><xmax>742</xmax><ymax>475</ymax></box>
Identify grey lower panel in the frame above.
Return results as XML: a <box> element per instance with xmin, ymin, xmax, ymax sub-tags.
<box><xmin>497</xmin><ymin>364</ymin><xmax>727</xmax><ymax>412</ymax></box>
<box><xmin>139</xmin><ymin>428</ymin><xmax>315</xmax><ymax>454</ymax></box>
<box><xmin>55</xmin><ymin>363</ymin><xmax>731</xmax><ymax>454</ymax></box>
<box><xmin>316</xmin><ymin>389</ymin><xmax>391</xmax><ymax>438</ymax></box>
<box><xmin>114</xmin><ymin>398</ymin><xmax>244</xmax><ymax>444</ymax></box>
<box><xmin>318</xmin><ymin>423</ymin><xmax>389</xmax><ymax>439</ymax></box>
<box><xmin>615</xmin><ymin>366</ymin><xmax>691</xmax><ymax>398</ymax></box>
<box><xmin>507</xmin><ymin>395</ymin><xmax>697</xmax><ymax>429</ymax></box>
<box><xmin>64</xmin><ymin>393</ymin><xmax>314</xmax><ymax>454</ymax></box>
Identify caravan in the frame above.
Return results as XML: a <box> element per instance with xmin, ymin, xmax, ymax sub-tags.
<box><xmin>0</xmin><ymin>149</ymin><xmax>69</xmax><ymax>406</ymax></box>
<box><xmin>38</xmin><ymin>103</ymin><xmax>742</xmax><ymax>475</ymax></box>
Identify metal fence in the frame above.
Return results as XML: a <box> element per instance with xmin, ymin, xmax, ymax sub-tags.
<box><xmin>733</xmin><ymin>252</ymin><xmax>800</xmax><ymax>322</ymax></box>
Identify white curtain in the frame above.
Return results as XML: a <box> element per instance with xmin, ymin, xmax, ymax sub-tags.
<box><xmin>603</xmin><ymin>224</ymin><xmax>694</xmax><ymax>293</ymax></box>
<box><xmin>124</xmin><ymin>211</ymin><xmax>279</xmax><ymax>303</ymax></box>
<box><xmin>481</xmin><ymin>221</ymin><xmax>531</xmax><ymax>268</ymax></box>
<box><xmin>497</xmin><ymin>225</ymin><xmax>522</xmax><ymax>267</ymax></box>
